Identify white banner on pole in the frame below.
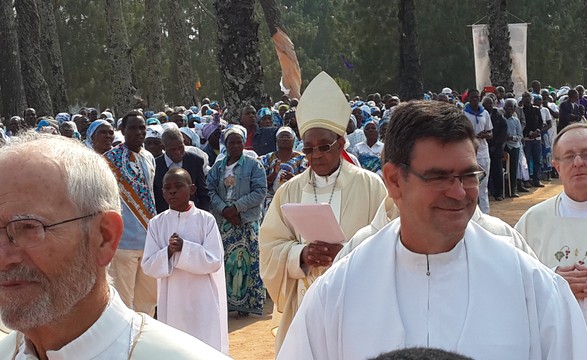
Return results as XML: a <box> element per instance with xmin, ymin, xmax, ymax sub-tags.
<box><xmin>509</xmin><ymin>23</ymin><xmax>528</xmax><ymax>96</ymax></box>
<box><xmin>472</xmin><ymin>24</ymin><xmax>491</xmax><ymax>93</ymax></box>
<box><xmin>471</xmin><ymin>23</ymin><xmax>528</xmax><ymax>96</ymax></box>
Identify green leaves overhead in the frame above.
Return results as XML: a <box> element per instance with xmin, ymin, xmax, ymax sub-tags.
<box><xmin>46</xmin><ymin>0</ymin><xmax>587</xmax><ymax>109</ymax></box>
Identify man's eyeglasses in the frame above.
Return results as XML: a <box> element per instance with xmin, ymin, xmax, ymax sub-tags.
<box><xmin>555</xmin><ymin>152</ymin><xmax>587</xmax><ymax>165</ymax></box>
<box><xmin>0</xmin><ymin>213</ymin><xmax>99</xmax><ymax>248</ymax></box>
<box><xmin>401</xmin><ymin>163</ymin><xmax>485</xmax><ymax>191</ymax></box>
<box><xmin>302</xmin><ymin>139</ymin><xmax>338</xmax><ymax>155</ymax></box>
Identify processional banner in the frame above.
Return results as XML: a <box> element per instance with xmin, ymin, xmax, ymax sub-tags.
<box><xmin>471</xmin><ymin>23</ymin><xmax>527</xmax><ymax>96</ymax></box>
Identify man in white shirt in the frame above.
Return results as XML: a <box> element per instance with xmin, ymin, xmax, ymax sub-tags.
<box><xmin>0</xmin><ymin>135</ymin><xmax>228</xmax><ymax>359</ymax></box>
<box><xmin>462</xmin><ymin>89</ymin><xmax>493</xmax><ymax>213</ymax></box>
<box><xmin>278</xmin><ymin>101</ymin><xmax>587</xmax><ymax>360</ymax></box>
<box><xmin>515</xmin><ymin>123</ymin><xmax>587</xmax><ymax>323</ymax></box>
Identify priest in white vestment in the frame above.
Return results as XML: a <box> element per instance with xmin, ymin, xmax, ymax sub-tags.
<box><xmin>0</xmin><ymin>136</ymin><xmax>229</xmax><ymax>359</ymax></box>
<box><xmin>0</xmin><ymin>319</ymin><xmax>9</xmax><ymax>341</ymax></box>
<box><xmin>259</xmin><ymin>72</ymin><xmax>388</xmax><ymax>351</ymax></box>
<box><xmin>516</xmin><ymin>123</ymin><xmax>587</xmax><ymax>323</ymax></box>
<box><xmin>278</xmin><ymin>101</ymin><xmax>587</xmax><ymax>360</ymax></box>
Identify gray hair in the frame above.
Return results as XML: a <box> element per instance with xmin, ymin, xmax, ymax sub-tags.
<box><xmin>161</xmin><ymin>127</ymin><xmax>183</xmax><ymax>145</ymax></box>
<box><xmin>481</xmin><ymin>96</ymin><xmax>494</xmax><ymax>105</ymax></box>
<box><xmin>504</xmin><ymin>98</ymin><xmax>517</xmax><ymax>107</ymax></box>
<box><xmin>0</xmin><ymin>132</ymin><xmax>120</xmax><ymax>215</ymax></box>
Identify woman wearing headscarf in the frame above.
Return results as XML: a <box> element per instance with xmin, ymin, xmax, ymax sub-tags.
<box><xmin>86</xmin><ymin>119</ymin><xmax>115</xmax><ymax>154</ymax></box>
<box><xmin>59</xmin><ymin>121</ymin><xmax>77</xmax><ymax>139</ymax></box>
<box><xmin>72</xmin><ymin>114</ymin><xmax>91</xmax><ymax>140</ymax></box>
<box><xmin>257</xmin><ymin>108</ymin><xmax>273</xmax><ymax>128</ymax></box>
<box><xmin>206</xmin><ymin>125</ymin><xmax>267</xmax><ymax>317</ymax></box>
<box><xmin>202</xmin><ymin>120</ymin><xmax>222</xmax><ymax>166</ymax></box>
<box><xmin>55</xmin><ymin>112</ymin><xmax>71</xmax><ymax>125</ymax></box>
<box><xmin>179</xmin><ymin>126</ymin><xmax>201</xmax><ymax>148</ymax></box>
<box><xmin>35</xmin><ymin>119</ymin><xmax>59</xmax><ymax>135</ymax></box>
<box><xmin>350</xmin><ymin>119</ymin><xmax>384</xmax><ymax>176</ymax></box>
<box><xmin>378</xmin><ymin>119</ymin><xmax>389</xmax><ymax>142</ymax></box>
<box><xmin>259</xmin><ymin>127</ymin><xmax>307</xmax><ymax>214</ymax></box>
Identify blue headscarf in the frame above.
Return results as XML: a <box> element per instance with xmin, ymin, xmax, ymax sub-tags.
<box><xmin>86</xmin><ymin>120</ymin><xmax>111</xmax><ymax>147</ymax></box>
<box><xmin>36</xmin><ymin>120</ymin><xmax>54</xmax><ymax>132</ymax></box>
<box><xmin>377</xmin><ymin>119</ymin><xmax>389</xmax><ymax>131</ymax></box>
<box><xmin>222</xmin><ymin>124</ymin><xmax>247</xmax><ymax>143</ymax></box>
<box><xmin>362</xmin><ymin>119</ymin><xmax>377</xmax><ymax>130</ymax></box>
<box><xmin>257</xmin><ymin>108</ymin><xmax>272</xmax><ymax>123</ymax></box>
<box><xmin>55</xmin><ymin>112</ymin><xmax>71</xmax><ymax>125</ymax></box>
<box><xmin>146</xmin><ymin>117</ymin><xmax>161</xmax><ymax>126</ymax></box>
<box><xmin>360</xmin><ymin>105</ymin><xmax>372</xmax><ymax>123</ymax></box>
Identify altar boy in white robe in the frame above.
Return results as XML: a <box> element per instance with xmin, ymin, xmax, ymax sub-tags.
<box><xmin>278</xmin><ymin>101</ymin><xmax>587</xmax><ymax>360</ymax></box>
<box><xmin>142</xmin><ymin>168</ymin><xmax>228</xmax><ymax>354</ymax></box>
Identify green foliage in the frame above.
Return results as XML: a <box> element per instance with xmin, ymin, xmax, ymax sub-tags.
<box><xmin>50</xmin><ymin>0</ymin><xmax>587</xmax><ymax>110</ymax></box>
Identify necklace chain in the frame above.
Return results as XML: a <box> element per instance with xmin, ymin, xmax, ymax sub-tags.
<box><xmin>313</xmin><ymin>167</ymin><xmax>341</xmax><ymax>204</ymax></box>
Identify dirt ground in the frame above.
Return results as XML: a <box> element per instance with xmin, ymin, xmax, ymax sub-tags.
<box><xmin>228</xmin><ymin>179</ymin><xmax>564</xmax><ymax>360</ymax></box>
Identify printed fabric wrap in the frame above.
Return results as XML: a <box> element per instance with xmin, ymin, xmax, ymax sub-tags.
<box><xmin>105</xmin><ymin>143</ymin><xmax>156</xmax><ymax>229</ymax></box>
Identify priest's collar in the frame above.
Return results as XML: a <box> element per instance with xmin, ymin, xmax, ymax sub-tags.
<box><xmin>312</xmin><ymin>164</ymin><xmax>342</xmax><ymax>188</ymax></box>
<box><xmin>397</xmin><ymin>235</ymin><xmax>467</xmax><ymax>275</ymax></box>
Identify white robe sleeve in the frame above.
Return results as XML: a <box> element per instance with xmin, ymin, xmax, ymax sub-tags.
<box><xmin>537</xmin><ymin>275</ymin><xmax>587</xmax><ymax>359</ymax></box>
<box><xmin>141</xmin><ymin>220</ymin><xmax>174</xmax><ymax>278</ymax></box>
<box><xmin>277</xmin><ymin>279</ymin><xmax>332</xmax><ymax>360</ymax></box>
<box><xmin>175</xmin><ymin>217</ymin><xmax>224</xmax><ymax>275</ymax></box>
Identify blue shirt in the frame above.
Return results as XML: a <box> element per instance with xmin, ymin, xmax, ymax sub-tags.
<box><xmin>505</xmin><ymin>115</ymin><xmax>523</xmax><ymax>149</ymax></box>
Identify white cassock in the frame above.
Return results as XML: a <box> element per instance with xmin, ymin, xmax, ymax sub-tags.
<box><xmin>515</xmin><ymin>193</ymin><xmax>587</xmax><ymax>322</ymax></box>
<box><xmin>278</xmin><ymin>219</ymin><xmax>587</xmax><ymax>360</ymax></box>
<box><xmin>142</xmin><ymin>203</ymin><xmax>228</xmax><ymax>354</ymax></box>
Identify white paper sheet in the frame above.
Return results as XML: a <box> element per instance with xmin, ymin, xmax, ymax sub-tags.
<box><xmin>280</xmin><ymin>203</ymin><xmax>345</xmax><ymax>244</ymax></box>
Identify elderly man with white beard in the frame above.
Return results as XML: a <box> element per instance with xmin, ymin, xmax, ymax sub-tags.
<box><xmin>0</xmin><ymin>134</ymin><xmax>228</xmax><ymax>359</ymax></box>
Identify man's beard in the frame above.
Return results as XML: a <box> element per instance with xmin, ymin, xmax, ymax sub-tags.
<box><xmin>0</xmin><ymin>237</ymin><xmax>97</xmax><ymax>330</ymax></box>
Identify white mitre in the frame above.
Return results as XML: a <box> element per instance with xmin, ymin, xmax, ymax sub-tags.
<box><xmin>297</xmin><ymin>72</ymin><xmax>352</xmax><ymax>138</ymax></box>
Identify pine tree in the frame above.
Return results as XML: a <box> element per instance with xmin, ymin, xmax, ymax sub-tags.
<box><xmin>215</xmin><ymin>0</ymin><xmax>264</xmax><ymax>122</ymax></box>
<box><xmin>144</xmin><ymin>0</ymin><xmax>165</xmax><ymax>111</ymax></box>
<box><xmin>487</xmin><ymin>0</ymin><xmax>513</xmax><ymax>92</ymax></box>
<box><xmin>167</xmin><ymin>0</ymin><xmax>196</xmax><ymax>107</ymax></box>
<box><xmin>0</xmin><ymin>0</ymin><xmax>26</xmax><ymax>119</ymax></box>
<box><xmin>38</xmin><ymin>0</ymin><xmax>69</xmax><ymax>113</ymax></box>
<box><xmin>398</xmin><ymin>0</ymin><xmax>423</xmax><ymax>100</ymax></box>
<box><xmin>105</xmin><ymin>0</ymin><xmax>137</xmax><ymax>117</ymax></box>
<box><xmin>15</xmin><ymin>0</ymin><xmax>53</xmax><ymax>116</ymax></box>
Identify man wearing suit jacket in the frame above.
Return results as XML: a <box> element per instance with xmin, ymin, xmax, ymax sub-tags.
<box><xmin>154</xmin><ymin>127</ymin><xmax>211</xmax><ymax>213</ymax></box>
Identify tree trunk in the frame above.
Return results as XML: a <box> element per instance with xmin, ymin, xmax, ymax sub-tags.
<box><xmin>0</xmin><ymin>0</ymin><xmax>27</xmax><ymax>120</ymax></box>
<box><xmin>167</xmin><ymin>0</ymin><xmax>195</xmax><ymax>107</ymax></box>
<box><xmin>487</xmin><ymin>0</ymin><xmax>513</xmax><ymax>92</ymax></box>
<box><xmin>215</xmin><ymin>0</ymin><xmax>264</xmax><ymax>122</ymax></box>
<box><xmin>398</xmin><ymin>0</ymin><xmax>423</xmax><ymax>100</ymax></box>
<box><xmin>144</xmin><ymin>0</ymin><xmax>165</xmax><ymax>111</ymax></box>
<box><xmin>259</xmin><ymin>0</ymin><xmax>302</xmax><ymax>99</ymax></box>
<box><xmin>37</xmin><ymin>0</ymin><xmax>69</xmax><ymax>113</ymax></box>
<box><xmin>15</xmin><ymin>0</ymin><xmax>53</xmax><ymax>116</ymax></box>
<box><xmin>105</xmin><ymin>0</ymin><xmax>137</xmax><ymax>117</ymax></box>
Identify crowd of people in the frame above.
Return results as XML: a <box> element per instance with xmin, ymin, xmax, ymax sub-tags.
<box><xmin>2</xmin><ymin>72</ymin><xmax>587</xmax><ymax>359</ymax></box>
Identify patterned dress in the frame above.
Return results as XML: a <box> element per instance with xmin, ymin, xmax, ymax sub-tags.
<box><xmin>208</xmin><ymin>156</ymin><xmax>267</xmax><ymax>315</ymax></box>
<box><xmin>259</xmin><ymin>151</ymin><xmax>307</xmax><ymax>215</ymax></box>
<box><xmin>221</xmin><ymin>219</ymin><xmax>264</xmax><ymax>315</ymax></box>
